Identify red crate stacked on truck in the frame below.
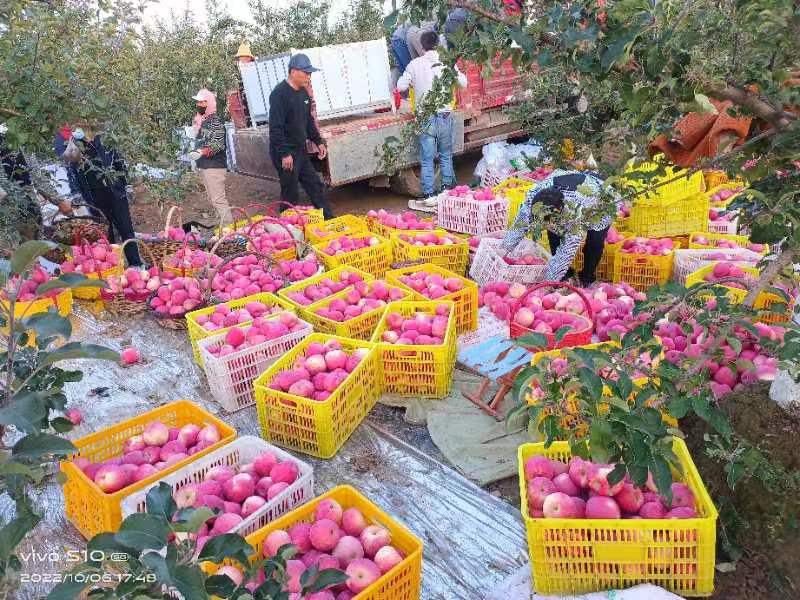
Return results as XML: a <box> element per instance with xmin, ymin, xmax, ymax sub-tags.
<box><xmin>456</xmin><ymin>56</ymin><xmax>523</xmax><ymax>112</ymax></box>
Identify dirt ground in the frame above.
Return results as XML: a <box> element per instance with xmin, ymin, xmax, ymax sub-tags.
<box><xmin>130</xmin><ymin>152</ymin><xmax>481</xmax><ymax>232</ymax></box>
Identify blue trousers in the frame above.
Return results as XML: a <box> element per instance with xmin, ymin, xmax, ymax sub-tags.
<box><xmin>419</xmin><ymin>113</ymin><xmax>456</xmax><ymax>197</ymax></box>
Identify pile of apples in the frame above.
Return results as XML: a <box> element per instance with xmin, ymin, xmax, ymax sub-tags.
<box><xmin>396</xmin><ymin>232</ymin><xmax>462</xmax><ymax>247</ymax></box>
<box><xmin>500</xmin><ymin>253</ymin><xmax>546</xmax><ymax>266</ymax></box>
<box><xmin>217</xmin><ymin>498</ymin><xmax>405</xmax><ymax>598</ymax></box>
<box><xmin>205</xmin><ymin>313</ymin><xmax>308</xmax><ymax>358</ymax></box>
<box><xmin>708</xmin><ymin>208</ymin><xmax>736</xmax><ymax>223</ymax></box>
<box><xmin>697</xmin><ymin>261</ymin><xmax>755</xmax><ymax>289</ymax></box>
<box><xmin>319</xmin><ymin>235</ymin><xmax>383</xmax><ymax>256</ymax></box>
<box><xmin>709</xmin><ymin>186</ymin><xmax>743</xmax><ymax>204</ymax></box>
<box><xmin>273</xmin><ymin>256</ymin><xmax>321</xmax><ymax>283</ymax></box>
<box><xmin>164</xmin><ymin>248</ymin><xmax>221</xmax><ymax>272</ymax></box>
<box><xmin>445</xmin><ymin>185</ymin><xmax>497</xmax><ymax>202</ymax></box>
<box><xmin>149</xmin><ymin>277</ymin><xmax>204</xmax><ymax>316</ymax></box>
<box><xmin>365</xmin><ymin>209</ymin><xmax>434</xmax><ymax>230</ymax></box>
<box><xmin>283</xmin><ymin>270</ymin><xmax>368</xmax><ymax>307</ymax></box>
<box><xmin>523</xmin><ymin>454</ymin><xmax>699</xmax><ymax>519</ymax></box>
<box><xmin>195</xmin><ymin>301</ymin><xmax>285</xmax><ymax>332</ymax></box>
<box><xmin>61</xmin><ymin>240</ymin><xmax>120</xmax><ymax>275</ymax></box>
<box><xmin>173</xmin><ymin>450</ymin><xmax>303</xmax><ymax>553</ymax></box>
<box><xmin>526</xmin><ymin>166</ymin><xmax>554</xmax><ymax>181</ymax></box>
<box><xmin>140</xmin><ymin>227</ymin><xmax>189</xmax><ymax>242</ymax></box>
<box><xmin>691</xmin><ymin>235</ymin><xmax>766</xmax><ymax>254</ymax></box>
<box><xmin>72</xmin><ymin>421</ymin><xmax>222</xmax><ymax>493</ymax></box>
<box><xmin>266</xmin><ymin>339</ymin><xmax>370</xmax><ymax>402</ymax></box>
<box><xmin>314</xmin><ymin>280</ymin><xmax>407</xmax><ymax>323</ymax></box>
<box><xmin>247</xmin><ymin>223</ymin><xmax>296</xmax><ymax>256</ymax></box>
<box><xmin>4</xmin><ymin>266</ymin><xmax>61</xmax><ymax>302</ymax></box>
<box><xmin>478</xmin><ymin>281</ymin><xmax>530</xmax><ymax>321</ymax></box>
<box><xmin>209</xmin><ymin>256</ymin><xmax>285</xmax><ymax>300</ymax></box>
<box><xmin>657</xmin><ymin>318</ymin><xmax>783</xmax><ymax>397</ymax></box>
<box><xmin>378</xmin><ymin>304</ymin><xmax>451</xmax><ymax>346</ymax></box>
<box><xmin>396</xmin><ymin>271</ymin><xmax>465</xmax><ymax>300</ymax></box>
<box><xmin>620</xmin><ymin>237</ymin><xmax>676</xmax><ymax>256</ymax></box>
<box><xmin>104</xmin><ymin>267</ymin><xmax>164</xmax><ymax>300</ymax></box>
<box><xmin>588</xmin><ymin>282</ymin><xmax>647</xmax><ymax>342</ymax></box>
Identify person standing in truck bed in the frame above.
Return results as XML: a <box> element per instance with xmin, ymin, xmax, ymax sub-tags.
<box><xmin>268</xmin><ymin>54</ymin><xmax>334</xmax><ymax>219</ymax></box>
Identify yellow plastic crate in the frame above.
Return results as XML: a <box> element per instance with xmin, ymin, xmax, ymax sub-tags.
<box><xmin>185</xmin><ymin>292</ymin><xmax>295</xmax><ymax>365</ymax></box>
<box><xmin>65</xmin><ymin>245</ymin><xmax>124</xmax><ymax>300</ymax></box>
<box><xmin>628</xmin><ymin>192</ymin><xmax>709</xmax><ymax>238</ymax></box>
<box><xmin>313</xmin><ymin>234</ymin><xmax>393</xmax><ymax>277</ymax></box>
<box><xmin>386</xmin><ymin>262</ymin><xmax>478</xmax><ymax>334</ymax></box>
<box><xmin>613</xmin><ymin>244</ymin><xmax>679</xmax><ymax>292</ymax></box>
<box><xmin>304</xmin><ymin>214</ymin><xmax>368</xmax><ymax>244</ymax></box>
<box><xmin>2</xmin><ymin>288</ymin><xmax>72</xmax><ymax>320</ymax></box>
<box><xmin>60</xmin><ymin>399</ymin><xmax>236</xmax><ymax>539</ymax></box>
<box><xmin>208</xmin><ymin>485</ymin><xmax>423</xmax><ymax>600</ymax></box>
<box><xmin>688</xmin><ymin>232</ymin><xmax>766</xmax><ymax>254</ymax></box>
<box><xmin>493</xmin><ymin>177</ymin><xmax>534</xmax><ymax>226</ymax></box>
<box><xmin>301</xmin><ymin>281</ymin><xmax>412</xmax><ymax>340</ymax></box>
<box><xmin>370</xmin><ymin>300</ymin><xmax>457</xmax><ymax>398</ymax></box>
<box><xmin>623</xmin><ymin>161</ymin><xmax>706</xmax><ymax>201</ymax></box>
<box><xmin>254</xmin><ymin>334</ymin><xmax>381</xmax><ymax>458</ymax></box>
<box><xmin>518</xmin><ymin>438</ymin><xmax>718</xmax><ymax>596</ymax></box>
<box><xmin>276</xmin><ymin>265</ymin><xmax>374</xmax><ymax>309</ymax></box>
<box><xmin>366</xmin><ymin>215</ymin><xmax>435</xmax><ymax>239</ymax></box>
<box><xmin>572</xmin><ymin>232</ymin><xmax>631</xmax><ymax>282</ymax></box>
<box><xmin>389</xmin><ymin>230</ymin><xmax>469</xmax><ymax>276</ymax></box>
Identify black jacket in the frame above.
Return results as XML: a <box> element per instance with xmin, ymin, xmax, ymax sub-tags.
<box><xmin>268</xmin><ymin>81</ymin><xmax>322</xmax><ymax>158</ymax></box>
<box><xmin>73</xmin><ymin>136</ymin><xmax>128</xmax><ymax>205</ymax></box>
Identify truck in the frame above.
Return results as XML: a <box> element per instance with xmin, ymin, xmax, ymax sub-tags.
<box><xmin>228</xmin><ymin>38</ymin><xmax>525</xmax><ymax>197</ymax></box>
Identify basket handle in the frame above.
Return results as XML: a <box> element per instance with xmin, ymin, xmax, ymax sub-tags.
<box><xmin>119</xmin><ymin>238</ymin><xmax>160</xmax><ymax>270</ymax></box>
<box><xmin>511</xmin><ymin>281</ymin><xmax>595</xmax><ymax>328</ymax></box>
<box><xmin>162</xmin><ymin>205</ymin><xmax>184</xmax><ymax>238</ymax></box>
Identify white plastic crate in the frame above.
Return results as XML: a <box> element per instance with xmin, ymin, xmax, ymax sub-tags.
<box><xmin>436</xmin><ymin>194</ymin><xmax>508</xmax><ymax>235</ymax></box>
<box><xmin>672</xmin><ymin>248</ymin><xmax>762</xmax><ymax>285</ymax></box>
<box><xmin>120</xmin><ymin>436</ymin><xmax>314</xmax><ymax>540</ymax></box>
<box><xmin>469</xmin><ymin>237</ymin><xmax>551</xmax><ymax>286</ymax></box>
<box><xmin>199</xmin><ymin>317</ymin><xmax>313</xmax><ymax>412</ymax></box>
<box><xmin>707</xmin><ymin>217</ymin><xmax>739</xmax><ymax>235</ymax></box>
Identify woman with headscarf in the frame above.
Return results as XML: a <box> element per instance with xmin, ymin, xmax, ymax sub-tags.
<box><xmin>188</xmin><ymin>89</ymin><xmax>233</xmax><ymax>226</ymax></box>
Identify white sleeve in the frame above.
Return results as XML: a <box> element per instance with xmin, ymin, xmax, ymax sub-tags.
<box><xmin>396</xmin><ymin>63</ymin><xmax>414</xmax><ymax>92</ymax></box>
<box><xmin>545</xmin><ymin>233</ymin><xmax>582</xmax><ymax>281</ymax></box>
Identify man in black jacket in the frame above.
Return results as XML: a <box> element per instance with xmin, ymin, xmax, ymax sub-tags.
<box><xmin>268</xmin><ymin>54</ymin><xmax>334</xmax><ymax>219</ymax></box>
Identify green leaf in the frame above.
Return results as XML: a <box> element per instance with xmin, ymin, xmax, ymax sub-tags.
<box><xmin>694</xmin><ymin>93</ymin><xmax>718</xmax><ymax>114</ymax></box>
<box><xmin>141</xmin><ymin>551</ymin><xmax>173</xmax><ymax>583</ymax></box>
<box><xmin>554</xmin><ymin>326</ymin><xmax>572</xmax><ymax>344</ymax></box>
<box><xmin>608</xmin><ymin>463</ymin><xmax>627</xmax><ymax>486</ymax></box>
<box><xmin>172</xmin><ymin>507</ymin><xmax>215</xmax><ymax>533</ymax></box>
<box><xmin>50</xmin><ymin>417</ymin><xmax>75</xmax><ymax>434</ymax></box>
<box><xmin>0</xmin><ymin>462</ymin><xmax>45</xmax><ymax>483</ymax></box>
<box><xmin>667</xmin><ymin>396</ymin><xmax>690</xmax><ymax>419</ymax></box>
<box><xmin>114</xmin><ymin>513</ymin><xmax>170</xmax><ymax>551</ymax></box>
<box><xmin>725</xmin><ymin>461</ymin><xmax>746</xmax><ymax>489</ymax></box>
<box><xmin>88</xmin><ymin>532</ymin><xmax>136</xmax><ymax>558</ymax></box>
<box><xmin>649</xmin><ymin>455</ymin><xmax>673</xmax><ymax>502</ymax></box>
<box><xmin>47</xmin><ymin>567</ymin><xmax>97</xmax><ymax>599</ymax></box>
<box><xmin>198</xmin><ymin>533</ymin><xmax>253</xmax><ymax>566</ymax></box>
<box><xmin>0</xmin><ymin>508</ymin><xmax>41</xmax><ymax>560</ymax></box>
<box><xmin>21</xmin><ymin>312</ymin><xmax>72</xmax><ymax>341</ymax></box>
<box><xmin>0</xmin><ymin>391</ymin><xmax>47</xmax><ymax>433</ymax></box>
<box><xmin>10</xmin><ymin>240</ymin><xmax>56</xmax><ymax>275</ymax></box>
<box><xmin>146</xmin><ymin>482</ymin><xmax>177</xmax><ymax>523</ymax></box>
<box><xmin>302</xmin><ymin>568</ymin><xmax>349</xmax><ymax>594</ymax></box>
<box><xmin>36</xmin><ymin>273</ymin><xmax>105</xmax><ymax>295</ymax></box>
<box><xmin>514</xmin><ymin>333</ymin><xmax>548</xmax><ymax>349</ymax></box>
<box><xmin>206</xmin><ymin>574</ymin><xmax>238</xmax><ymax>596</ymax></box>
<box><xmin>37</xmin><ymin>342</ymin><xmax>119</xmax><ymax>368</ymax></box>
<box><xmin>509</xmin><ymin>26</ymin><xmax>535</xmax><ymax>54</ymax></box>
<box><xmin>171</xmin><ymin>564</ymin><xmax>209</xmax><ymax>600</ymax></box>
<box><xmin>12</xmin><ymin>433</ymin><xmax>75</xmax><ymax>459</ymax></box>
<box><xmin>578</xmin><ymin>367</ymin><xmax>603</xmax><ymax>401</ymax></box>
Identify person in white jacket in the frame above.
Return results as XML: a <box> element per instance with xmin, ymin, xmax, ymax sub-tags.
<box><xmin>396</xmin><ymin>31</ymin><xmax>468</xmax><ymax>199</ymax></box>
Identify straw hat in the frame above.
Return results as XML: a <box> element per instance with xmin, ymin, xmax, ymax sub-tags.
<box><xmin>235</xmin><ymin>42</ymin><xmax>254</xmax><ymax>59</ymax></box>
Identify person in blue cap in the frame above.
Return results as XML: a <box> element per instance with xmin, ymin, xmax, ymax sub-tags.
<box><xmin>268</xmin><ymin>53</ymin><xmax>334</xmax><ymax>219</ymax></box>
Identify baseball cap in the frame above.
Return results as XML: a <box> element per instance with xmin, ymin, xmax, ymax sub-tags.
<box><xmin>288</xmin><ymin>54</ymin><xmax>319</xmax><ymax>73</ymax></box>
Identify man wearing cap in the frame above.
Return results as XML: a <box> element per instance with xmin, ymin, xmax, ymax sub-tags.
<box><xmin>268</xmin><ymin>54</ymin><xmax>334</xmax><ymax>219</ymax></box>
<box><xmin>188</xmin><ymin>89</ymin><xmax>233</xmax><ymax>225</ymax></box>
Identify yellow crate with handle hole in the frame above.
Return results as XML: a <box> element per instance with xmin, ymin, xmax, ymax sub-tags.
<box><xmin>518</xmin><ymin>438</ymin><xmax>717</xmax><ymax>596</ymax></box>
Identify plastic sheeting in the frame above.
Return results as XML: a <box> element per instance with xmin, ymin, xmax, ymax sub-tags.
<box><xmin>6</xmin><ymin>306</ymin><xmax>530</xmax><ymax>599</ymax></box>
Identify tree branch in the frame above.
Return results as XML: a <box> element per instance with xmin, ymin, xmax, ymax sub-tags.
<box><xmin>709</xmin><ymin>83</ymin><xmax>792</xmax><ymax>130</ymax></box>
<box><xmin>447</xmin><ymin>0</ymin><xmax>521</xmax><ymax>28</ymax></box>
<box><xmin>0</xmin><ymin>108</ymin><xmax>24</xmax><ymax>118</ymax></box>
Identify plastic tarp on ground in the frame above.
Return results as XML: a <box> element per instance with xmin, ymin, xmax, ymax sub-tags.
<box><xmin>4</xmin><ymin>307</ymin><xmax>530</xmax><ymax>599</ymax></box>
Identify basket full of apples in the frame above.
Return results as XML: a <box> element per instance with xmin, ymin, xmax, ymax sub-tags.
<box><xmin>470</xmin><ymin>236</ymin><xmax>550</xmax><ymax>286</ymax></box>
<box><xmin>60</xmin><ymin>238</ymin><xmax>123</xmax><ymax>300</ymax></box>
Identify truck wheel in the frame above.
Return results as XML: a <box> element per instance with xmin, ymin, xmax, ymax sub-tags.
<box><xmin>390</xmin><ymin>167</ymin><xmax>441</xmax><ymax>198</ymax></box>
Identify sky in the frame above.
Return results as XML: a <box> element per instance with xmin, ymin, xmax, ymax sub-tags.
<box><xmin>141</xmin><ymin>0</ymin><xmax>395</xmax><ymax>27</ymax></box>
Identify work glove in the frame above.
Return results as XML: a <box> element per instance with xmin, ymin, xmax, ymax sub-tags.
<box><xmin>188</xmin><ymin>150</ymin><xmax>202</xmax><ymax>161</ymax></box>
